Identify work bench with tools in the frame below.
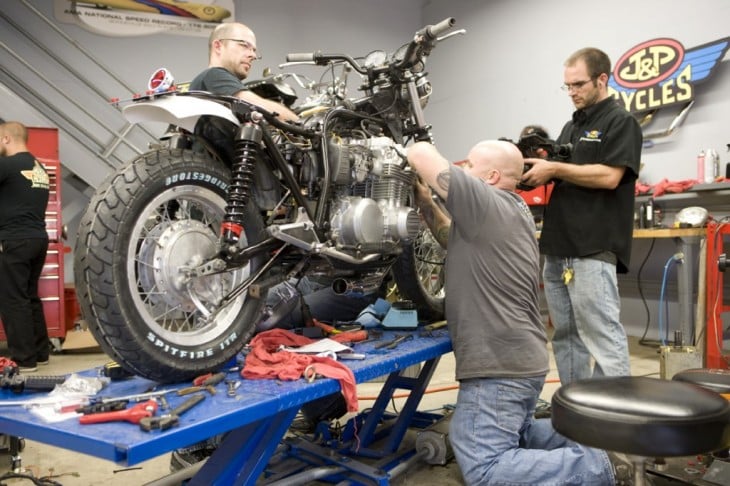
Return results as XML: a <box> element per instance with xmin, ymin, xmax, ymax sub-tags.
<box><xmin>0</xmin><ymin>328</ymin><xmax>452</xmax><ymax>485</ymax></box>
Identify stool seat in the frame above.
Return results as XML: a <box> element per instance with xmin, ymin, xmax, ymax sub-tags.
<box><xmin>551</xmin><ymin>376</ymin><xmax>730</xmax><ymax>457</ymax></box>
<box><xmin>673</xmin><ymin>368</ymin><xmax>730</xmax><ymax>394</ymax></box>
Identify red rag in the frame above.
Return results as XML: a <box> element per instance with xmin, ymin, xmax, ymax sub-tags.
<box><xmin>242</xmin><ymin>329</ymin><xmax>358</xmax><ymax>412</ymax></box>
<box><xmin>652</xmin><ymin>178</ymin><xmax>697</xmax><ymax>198</ymax></box>
<box><xmin>0</xmin><ymin>358</ymin><xmax>17</xmax><ymax>369</ymax></box>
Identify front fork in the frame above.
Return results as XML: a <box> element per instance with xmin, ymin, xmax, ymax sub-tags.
<box><xmin>220</xmin><ymin>121</ymin><xmax>263</xmax><ymax>259</ymax></box>
<box><xmin>404</xmin><ymin>73</ymin><xmax>434</xmax><ymax>144</ymax></box>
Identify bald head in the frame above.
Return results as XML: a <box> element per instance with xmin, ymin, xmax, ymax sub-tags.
<box><xmin>0</xmin><ymin>121</ymin><xmax>29</xmax><ymax>157</ymax></box>
<box><xmin>207</xmin><ymin>22</ymin><xmax>259</xmax><ymax>79</ymax></box>
<box><xmin>467</xmin><ymin>140</ymin><xmax>524</xmax><ymax>191</ymax></box>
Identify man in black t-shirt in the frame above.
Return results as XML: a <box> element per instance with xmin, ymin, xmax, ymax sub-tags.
<box><xmin>189</xmin><ymin>22</ymin><xmax>298</xmax><ymax>122</ymax></box>
<box><xmin>522</xmin><ymin>48</ymin><xmax>642</xmax><ymax>387</ymax></box>
<box><xmin>0</xmin><ymin>121</ymin><xmax>51</xmax><ymax>372</ymax></box>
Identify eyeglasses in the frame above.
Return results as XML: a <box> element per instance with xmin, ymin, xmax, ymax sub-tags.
<box><xmin>561</xmin><ymin>78</ymin><xmax>594</xmax><ymax>92</ymax></box>
<box><xmin>220</xmin><ymin>38</ymin><xmax>261</xmax><ymax>59</ymax></box>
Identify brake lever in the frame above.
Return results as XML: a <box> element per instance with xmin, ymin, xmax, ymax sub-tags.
<box><xmin>436</xmin><ymin>29</ymin><xmax>467</xmax><ymax>42</ymax></box>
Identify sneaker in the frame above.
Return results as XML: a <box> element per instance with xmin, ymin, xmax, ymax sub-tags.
<box><xmin>37</xmin><ymin>360</ymin><xmax>49</xmax><ymax>366</ymax></box>
<box><xmin>17</xmin><ymin>365</ymin><xmax>37</xmax><ymax>373</ymax></box>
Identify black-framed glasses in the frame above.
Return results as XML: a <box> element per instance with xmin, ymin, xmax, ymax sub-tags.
<box><xmin>561</xmin><ymin>78</ymin><xmax>594</xmax><ymax>92</ymax></box>
<box><xmin>220</xmin><ymin>38</ymin><xmax>261</xmax><ymax>59</ymax></box>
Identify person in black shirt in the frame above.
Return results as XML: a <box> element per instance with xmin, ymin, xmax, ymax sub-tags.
<box><xmin>0</xmin><ymin>121</ymin><xmax>51</xmax><ymax>372</ymax></box>
<box><xmin>522</xmin><ymin>48</ymin><xmax>642</xmax><ymax>386</ymax></box>
<box><xmin>189</xmin><ymin>21</ymin><xmax>298</xmax><ymax>122</ymax></box>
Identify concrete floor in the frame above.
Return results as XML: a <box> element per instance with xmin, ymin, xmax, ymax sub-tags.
<box><xmin>0</xmin><ymin>332</ymin><xmax>664</xmax><ymax>485</ymax></box>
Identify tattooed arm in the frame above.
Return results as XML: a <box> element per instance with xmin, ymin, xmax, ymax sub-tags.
<box><xmin>406</xmin><ymin>142</ymin><xmax>451</xmax><ymax>200</ymax></box>
<box><xmin>414</xmin><ymin>177</ymin><xmax>450</xmax><ymax>249</ymax></box>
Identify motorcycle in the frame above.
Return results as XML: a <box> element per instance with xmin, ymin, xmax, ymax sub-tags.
<box><xmin>74</xmin><ymin>18</ymin><xmax>462</xmax><ymax>382</ymax></box>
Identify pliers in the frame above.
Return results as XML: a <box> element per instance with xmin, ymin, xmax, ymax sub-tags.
<box><xmin>79</xmin><ymin>399</ymin><xmax>158</xmax><ymax>425</ymax></box>
<box><xmin>374</xmin><ymin>334</ymin><xmax>414</xmax><ymax>350</ymax></box>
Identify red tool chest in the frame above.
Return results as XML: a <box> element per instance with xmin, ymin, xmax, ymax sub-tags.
<box><xmin>0</xmin><ymin>127</ymin><xmax>67</xmax><ymax>342</ymax></box>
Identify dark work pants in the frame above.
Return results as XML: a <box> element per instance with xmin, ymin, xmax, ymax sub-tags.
<box><xmin>0</xmin><ymin>238</ymin><xmax>50</xmax><ymax>367</ymax></box>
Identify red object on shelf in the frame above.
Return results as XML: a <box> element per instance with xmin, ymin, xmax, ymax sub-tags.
<box><xmin>0</xmin><ymin>127</ymin><xmax>66</xmax><ymax>342</ymax></box>
<box><xmin>705</xmin><ymin>221</ymin><xmax>730</xmax><ymax>369</ymax></box>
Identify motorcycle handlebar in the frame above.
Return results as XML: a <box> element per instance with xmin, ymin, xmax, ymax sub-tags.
<box><xmin>417</xmin><ymin>17</ymin><xmax>456</xmax><ymax>41</ymax></box>
<box><xmin>285</xmin><ymin>17</ymin><xmax>457</xmax><ymax>72</ymax></box>
<box><xmin>286</xmin><ymin>52</ymin><xmax>316</xmax><ymax>63</ymax></box>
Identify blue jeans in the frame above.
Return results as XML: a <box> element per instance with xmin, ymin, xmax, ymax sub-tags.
<box><xmin>449</xmin><ymin>376</ymin><xmax>613</xmax><ymax>485</ymax></box>
<box><xmin>542</xmin><ymin>256</ymin><xmax>630</xmax><ymax>384</ymax></box>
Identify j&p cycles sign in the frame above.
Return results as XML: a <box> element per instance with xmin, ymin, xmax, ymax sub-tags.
<box><xmin>608</xmin><ymin>37</ymin><xmax>730</xmax><ymax>114</ymax></box>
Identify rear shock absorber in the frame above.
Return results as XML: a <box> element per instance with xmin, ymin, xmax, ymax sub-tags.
<box><xmin>220</xmin><ymin>122</ymin><xmax>263</xmax><ymax>256</ymax></box>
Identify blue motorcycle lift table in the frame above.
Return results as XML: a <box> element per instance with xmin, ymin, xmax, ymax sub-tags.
<box><xmin>0</xmin><ymin>329</ymin><xmax>452</xmax><ymax>485</ymax></box>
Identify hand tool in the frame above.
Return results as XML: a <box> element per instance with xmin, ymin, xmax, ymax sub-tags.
<box><xmin>309</xmin><ymin>319</ymin><xmax>369</xmax><ymax>343</ymax></box>
<box><xmin>374</xmin><ymin>334</ymin><xmax>414</xmax><ymax>350</ymax></box>
<box><xmin>419</xmin><ymin>320</ymin><xmax>448</xmax><ymax>337</ymax></box>
<box><xmin>330</xmin><ymin>329</ymin><xmax>369</xmax><ymax>344</ymax></box>
<box><xmin>1</xmin><ymin>366</ymin><xmax>68</xmax><ymax>394</ymax></box>
<box><xmin>139</xmin><ymin>393</ymin><xmax>205</xmax><ymax>431</ymax></box>
<box><xmin>92</xmin><ymin>388</ymin><xmax>176</xmax><ymax>405</ymax></box>
<box><xmin>177</xmin><ymin>371</ymin><xmax>227</xmax><ymax>396</ymax></box>
<box><xmin>76</xmin><ymin>400</ymin><xmax>129</xmax><ymax>415</ymax></box>
<box><xmin>353</xmin><ymin>328</ymin><xmax>383</xmax><ymax>345</ymax></box>
<box><xmin>422</xmin><ymin>320</ymin><xmax>447</xmax><ymax>332</ymax></box>
<box><xmin>225</xmin><ymin>379</ymin><xmax>240</xmax><ymax>397</ymax></box>
<box><xmin>79</xmin><ymin>399</ymin><xmax>158</xmax><ymax>425</ymax></box>
<box><xmin>311</xmin><ymin>318</ymin><xmax>341</xmax><ymax>335</ymax></box>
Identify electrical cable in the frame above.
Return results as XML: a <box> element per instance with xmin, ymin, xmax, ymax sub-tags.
<box><xmin>0</xmin><ymin>471</ymin><xmax>63</xmax><ymax>486</ymax></box>
<box><xmin>658</xmin><ymin>253</ymin><xmax>683</xmax><ymax>346</ymax></box>
<box><xmin>637</xmin><ymin>238</ymin><xmax>660</xmax><ymax>347</ymax></box>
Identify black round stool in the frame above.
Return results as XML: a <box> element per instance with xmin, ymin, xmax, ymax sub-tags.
<box><xmin>673</xmin><ymin>368</ymin><xmax>730</xmax><ymax>395</ymax></box>
<box><xmin>551</xmin><ymin>376</ymin><xmax>730</xmax><ymax>486</ymax></box>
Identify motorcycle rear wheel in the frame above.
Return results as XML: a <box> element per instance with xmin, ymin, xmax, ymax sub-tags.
<box><xmin>74</xmin><ymin>149</ymin><xmax>267</xmax><ymax>382</ymax></box>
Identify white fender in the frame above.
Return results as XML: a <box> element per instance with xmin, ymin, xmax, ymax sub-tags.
<box><xmin>123</xmin><ymin>95</ymin><xmax>240</xmax><ymax>133</ymax></box>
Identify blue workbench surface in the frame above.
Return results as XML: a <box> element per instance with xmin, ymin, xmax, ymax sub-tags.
<box><xmin>0</xmin><ymin>330</ymin><xmax>452</xmax><ymax>467</ymax></box>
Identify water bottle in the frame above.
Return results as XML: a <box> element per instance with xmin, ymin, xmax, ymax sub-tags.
<box><xmin>644</xmin><ymin>198</ymin><xmax>654</xmax><ymax>228</ymax></box>
<box><xmin>697</xmin><ymin>149</ymin><xmax>705</xmax><ymax>182</ymax></box>
<box><xmin>706</xmin><ymin>148</ymin><xmax>720</xmax><ymax>183</ymax></box>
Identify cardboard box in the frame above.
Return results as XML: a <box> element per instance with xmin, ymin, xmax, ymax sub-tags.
<box><xmin>62</xmin><ymin>327</ymin><xmax>101</xmax><ymax>352</ymax></box>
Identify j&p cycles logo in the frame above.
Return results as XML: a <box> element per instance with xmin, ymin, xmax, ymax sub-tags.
<box><xmin>608</xmin><ymin>37</ymin><xmax>730</xmax><ymax>114</ymax></box>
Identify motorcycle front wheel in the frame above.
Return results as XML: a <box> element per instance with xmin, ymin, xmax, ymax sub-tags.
<box><xmin>74</xmin><ymin>148</ymin><xmax>267</xmax><ymax>382</ymax></box>
<box><xmin>391</xmin><ymin>226</ymin><xmax>446</xmax><ymax>322</ymax></box>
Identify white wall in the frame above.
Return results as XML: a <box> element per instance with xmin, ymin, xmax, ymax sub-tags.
<box><xmin>421</xmin><ymin>0</ymin><xmax>730</xmax><ymax>185</ymax></box>
<box><xmin>2</xmin><ymin>0</ymin><xmax>728</xmax><ymax>341</ymax></box>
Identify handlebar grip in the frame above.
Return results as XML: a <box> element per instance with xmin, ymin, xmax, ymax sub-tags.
<box><xmin>422</xmin><ymin>17</ymin><xmax>456</xmax><ymax>40</ymax></box>
<box><xmin>286</xmin><ymin>52</ymin><xmax>316</xmax><ymax>63</ymax></box>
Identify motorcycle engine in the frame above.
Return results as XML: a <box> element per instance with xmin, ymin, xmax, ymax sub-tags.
<box><xmin>328</xmin><ymin>136</ymin><xmax>421</xmax><ymax>251</ymax></box>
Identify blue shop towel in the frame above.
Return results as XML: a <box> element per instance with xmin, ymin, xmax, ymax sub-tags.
<box><xmin>355</xmin><ymin>298</ymin><xmax>391</xmax><ymax>328</ymax></box>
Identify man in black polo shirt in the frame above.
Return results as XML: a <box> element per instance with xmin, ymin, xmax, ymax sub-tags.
<box><xmin>522</xmin><ymin>47</ymin><xmax>642</xmax><ymax>386</ymax></box>
<box><xmin>0</xmin><ymin>121</ymin><xmax>51</xmax><ymax>372</ymax></box>
<box><xmin>190</xmin><ymin>21</ymin><xmax>298</xmax><ymax>122</ymax></box>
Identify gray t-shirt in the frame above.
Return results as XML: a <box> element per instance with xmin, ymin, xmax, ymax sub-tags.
<box><xmin>444</xmin><ymin>166</ymin><xmax>548</xmax><ymax>381</ymax></box>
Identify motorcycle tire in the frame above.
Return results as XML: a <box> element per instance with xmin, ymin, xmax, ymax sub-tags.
<box><xmin>74</xmin><ymin>148</ymin><xmax>267</xmax><ymax>383</ymax></box>
<box><xmin>391</xmin><ymin>227</ymin><xmax>446</xmax><ymax>322</ymax></box>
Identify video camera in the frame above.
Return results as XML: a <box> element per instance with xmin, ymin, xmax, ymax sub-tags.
<box><xmin>500</xmin><ymin>133</ymin><xmax>573</xmax><ymax>191</ymax></box>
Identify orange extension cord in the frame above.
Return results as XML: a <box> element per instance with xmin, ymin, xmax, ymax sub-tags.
<box><xmin>357</xmin><ymin>378</ymin><xmax>561</xmax><ymax>400</ymax></box>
